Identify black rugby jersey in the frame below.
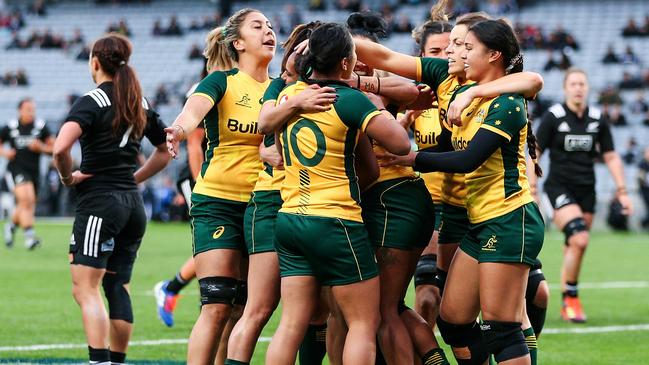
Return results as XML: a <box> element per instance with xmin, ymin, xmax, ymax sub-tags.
<box><xmin>0</xmin><ymin>118</ymin><xmax>51</xmax><ymax>176</ymax></box>
<box><xmin>536</xmin><ymin>103</ymin><xmax>615</xmax><ymax>186</ymax></box>
<box><xmin>65</xmin><ymin>82</ymin><xmax>166</xmax><ymax>196</ymax></box>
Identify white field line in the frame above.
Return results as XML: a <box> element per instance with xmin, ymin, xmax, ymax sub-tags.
<box><xmin>4</xmin><ymin>324</ymin><xmax>649</xmax><ymax>352</ymax></box>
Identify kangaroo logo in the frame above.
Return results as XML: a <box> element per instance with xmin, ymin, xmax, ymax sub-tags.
<box><xmin>235</xmin><ymin>94</ymin><xmax>252</xmax><ymax>108</ymax></box>
<box><xmin>482</xmin><ymin>235</ymin><xmax>497</xmax><ymax>252</ymax></box>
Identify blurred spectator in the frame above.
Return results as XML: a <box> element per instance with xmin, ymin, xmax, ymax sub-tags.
<box><xmin>165</xmin><ymin>15</ymin><xmax>183</xmax><ymax>36</ymax></box>
<box><xmin>620</xmin><ymin>45</ymin><xmax>641</xmax><ymax>65</ymax></box>
<box><xmin>393</xmin><ymin>14</ymin><xmax>413</xmax><ymax>33</ymax></box>
<box><xmin>5</xmin><ymin>31</ymin><xmax>28</xmax><ymax>49</ymax></box>
<box><xmin>309</xmin><ymin>0</ymin><xmax>326</xmax><ymax>11</ymax></box>
<box><xmin>622</xmin><ymin>18</ymin><xmax>643</xmax><ymax>37</ymax></box>
<box><xmin>285</xmin><ymin>4</ymin><xmax>302</xmax><ymax>30</ymax></box>
<box><xmin>272</xmin><ymin>14</ymin><xmax>286</xmax><ymax>36</ymax></box>
<box><xmin>188</xmin><ymin>44</ymin><xmax>202</xmax><ymax>60</ymax></box>
<box><xmin>76</xmin><ymin>45</ymin><xmax>90</xmax><ymax>60</ymax></box>
<box><xmin>481</xmin><ymin>0</ymin><xmax>517</xmax><ymax>15</ymax></box>
<box><xmin>598</xmin><ymin>85</ymin><xmax>623</xmax><ymax>107</ymax></box>
<box><xmin>108</xmin><ymin>19</ymin><xmax>132</xmax><ymax>37</ymax></box>
<box><xmin>336</xmin><ymin>0</ymin><xmax>362</xmax><ymax>12</ymax></box>
<box><xmin>619</xmin><ymin>71</ymin><xmax>643</xmax><ymax>90</ymax></box>
<box><xmin>68</xmin><ymin>28</ymin><xmax>85</xmax><ymax>47</ymax></box>
<box><xmin>28</xmin><ymin>0</ymin><xmax>47</xmax><ymax>16</ymax></box>
<box><xmin>622</xmin><ymin>137</ymin><xmax>639</xmax><ymax>165</ymax></box>
<box><xmin>629</xmin><ymin>92</ymin><xmax>649</xmax><ymax>114</ymax></box>
<box><xmin>189</xmin><ymin>19</ymin><xmax>202</xmax><ymax>31</ymax></box>
<box><xmin>602</xmin><ymin>45</ymin><xmax>620</xmax><ymax>64</ymax></box>
<box><xmin>603</xmin><ymin>104</ymin><xmax>627</xmax><ymax>126</ymax></box>
<box><xmin>152</xmin><ymin>19</ymin><xmax>164</xmax><ymax>36</ymax></box>
<box><xmin>543</xmin><ymin>50</ymin><xmax>571</xmax><ymax>71</ymax></box>
<box><xmin>639</xmin><ymin>147</ymin><xmax>649</xmax><ymax>228</ymax></box>
<box><xmin>0</xmin><ymin>8</ymin><xmax>25</xmax><ymax>31</ymax></box>
<box><xmin>1</xmin><ymin>69</ymin><xmax>29</xmax><ymax>86</ymax></box>
<box><xmin>154</xmin><ymin>84</ymin><xmax>170</xmax><ymax>107</ymax></box>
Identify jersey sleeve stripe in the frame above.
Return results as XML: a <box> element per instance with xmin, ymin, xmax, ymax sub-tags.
<box><xmin>481</xmin><ymin>124</ymin><xmax>512</xmax><ymax>142</ymax></box>
<box><xmin>87</xmin><ymin>91</ymin><xmax>105</xmax><ymax>108</ymax></box>
<box><xmin>416</xmin><ymin>58</ymin><xmax>423</xmax><ymax>82</ymax></box>
<box><xmin>192</xmin><ymin>92</ymin><xmax>215</xmax><ymax>106</ymax></box>
<box><xmin>360</xmin><ymin>110</ymin><xmax>382</xmax><ymax>132</ymax></box>
<box><xmin>96</xmin><ymin>89</ymin><xmax>112</xmax><ymax>106</ymax></box>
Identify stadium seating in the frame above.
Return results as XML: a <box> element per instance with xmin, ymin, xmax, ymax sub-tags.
<box><xmin>0</xmin><ymin>0</ymin><xmax>647</xmax><ymax>223</ymax></box>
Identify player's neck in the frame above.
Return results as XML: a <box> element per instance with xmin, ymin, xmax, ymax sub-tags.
<box><xmin>566</xmin><ymin>101</ymin><xmax>586</xmax><ymax>117</ymax></box>
<box><xmin>474</xmin><ymin>68</ymin><xmax>505</xmax><ymax>85</ymax></box>
<box><xmin>95</xmin><ymin>73</ymin><xmax>112</xmax><ymax>85</ymax></box>
<box><xmin>238</xmin><ymin>59</ymin><xmax>269</xmax><ymax>83</ymax></box>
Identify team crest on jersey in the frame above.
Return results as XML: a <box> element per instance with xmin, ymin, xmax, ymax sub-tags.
<box><xmin>482</xmin><ymin>235</ymin><xmax>497</xmax><ymax>252</ymax></box>
<box><xmin>235</xmin><ymin>94</ymin><xmax>252</xmax><ymax>108</ymax></box>
<box><xmin>557</xmin><ymin>121</ymin><xmax>571</xmax><ymax>132</ymax></box>
<box><xmin>279</xmin><ymin>95</ymin><xmax>289</xmax><ymax>105</ymax></box>
<box><xmin>475</xmin><ymin>109</ymin><xmax>487</xmax><ymax>123</ymax></box>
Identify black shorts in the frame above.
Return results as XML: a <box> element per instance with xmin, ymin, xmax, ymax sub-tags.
<box><xmin>5</xmin><ymin>169</ymin><xmax>40</xmax><ymax>195</ymax></box>
<box><xmin>69</xmin><ymin>191</ymin><xmax>147</xmax><ymax>271</ymax></box>
<box><xmin>544</xmin><ymin>182</ymin><xmax>596</xmax><ymax>213</ymax></box>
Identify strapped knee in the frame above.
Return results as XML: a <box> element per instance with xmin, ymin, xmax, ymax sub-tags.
<box><xmin>437</xmin><ymin>317</ymin><xmax>488</xmax><ymax>364</ymax></box>
<box><xmin>199</xmin><ymin>276</ymin><xmax>238</xmax><ymax>306</ymax></box>
<box><xmin>102</xmin><ymin>272</ymin><xmax>132</xmax><ymax>323</ymax></box>
<box><xmin>234</xmin><ymin>280</ymin><xmax>247</xmax><ymax>306</ymax></box>
<box><xmin>563</xmin><ymin>217</ymin><xmax>588</xmax><ymax>246</ymax></box>
<box><xmin>435</xmin><ymin>268</ymin><xmax>448</xmax><ymax>296</ymax></box>
<box><xmin>525</xmin><ymin>268</ymin><xmax>545</xmax><ymax>301</ymax></box>
<box><xmin>414</xmin><ymin>254</ymin><xmax>437</xmax><ymax>287</ymax></box>
<box><xmin>480</xmin><ymin>321</ymin><xmax>528</xmax><ymax>363</ymax></box>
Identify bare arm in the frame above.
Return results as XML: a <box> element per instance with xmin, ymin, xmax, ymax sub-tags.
<box><xmin>447</xmin><ymin>72</ymin><xmax>544</xmax><ymax>125</ymax></box>
<box><xmin>354</xmin><ymin>132</ymin><xmax>379</xmax><ymax>190</ymax></box>
<box><xmin>258</xmin><ymin>85</ymin><xmax>337</xmax><ymax>134</ymax></box>
<box><xmin>53</xmin><ymin>122</ymin><xmax>92</xmax><ymax>186</ymax></box>
<box><xmin>165</xmin><ymin>95</ymin><xmax>213</xmax><ymax>158</ymax></box>
<box><xmin>349</xmin><ymin>75</ymin><xmax>419</xmax><ymax>107</ymax></box>
<box><xmin>353</xmin><ymin>37</ymin><xmax>419</xmax><ymax>81</ymax></box>
<box><xmin>187</xmin><ymin>127</ymin><xmax>205</xmax><ymax>179</ymax></box>
<box><xmin>135</xmin><ymin>143</ymin><xmax>171</xmax><ymax>184</ymax></box>
<box><xmin>603</xmin><ymin>150</ymin><xmax>633</xmax><ymax>214</ymax></box>
<box><xmin>364</xmin><ymin>111</ymin><xmax>411</xmax><ymax>156</ymax></box>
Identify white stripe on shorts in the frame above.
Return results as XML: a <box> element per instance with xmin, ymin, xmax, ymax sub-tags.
<box><xmin>83</xmin><ymin>216</ymin><xmax>95</xmax><ymax>256</ymax></box>
<box><xmin>93</xmin><ymin>217</ymin><xmax>103</xmax><ymax>257</ymax></box>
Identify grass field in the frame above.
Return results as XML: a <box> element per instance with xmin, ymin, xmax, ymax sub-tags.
<box><xmin>0</xmin><ymin>220</ymin><xmax>648</xmax><ymax>364</ymax></box>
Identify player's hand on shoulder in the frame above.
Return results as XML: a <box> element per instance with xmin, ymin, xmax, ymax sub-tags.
<box><xmin>296</xmin><ymin>84</ymin><xmax>336</xmax><ymax>112</ymax></box>
<box><xmin>447</xmin><ymin>89</ymin><xmax>476</xmax><ymax>127</ymax></box>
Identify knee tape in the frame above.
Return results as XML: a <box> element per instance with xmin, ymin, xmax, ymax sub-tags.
<box><xmin>102</xmin><ymin>272</ymin><xmax>133</xmax><ymax>323</ymax></box>
<box><xmin>563</xmin><ymin>217</ymin><xmax>588</xmax><ymax>246</ymax></box>
<box><xmin>480</xmin><ymin>321</ymin><xmax>528</xmax><ymax>363</ymax></box>
<box><xmin>435</xmin><ymin>268</ymin><xmax>448</xmax><ymax>296</ymax></box>
<box><xmin>415</xmin><ymin>254</ymin><xmax>438</xmax><ymax>287</ymax></box>
<box><xmin>525</xmin><ymin>269</ymin><xmax>545</xmax><ymax>301</ymax></box>
<box><xmin>199</xmin><ymin>276</ymin><xmax>238</xmax><ymax>306</ymax></box>
<box><xmin>234</xmin><ymin>280</ymin><xmax>247</xmax><ymax>306</ymax></box>
<box><xmin>437</xmin><ymin>317</ymin><xmax>488</xmax><ymax>364</ymax></box>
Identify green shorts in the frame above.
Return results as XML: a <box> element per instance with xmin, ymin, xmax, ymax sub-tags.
<box><xmin>460</xmin><ymin>202</ymin><xmax>545</xmax><ymax>265</ymax></box>
<box><xmin>361</xmin><ymin>177</ymin><xmax>435</xmax><ymax>250</ymax></box>
<box><xmin>190</xmin><ymin>193</ymin><xmax>248</xmax><ymax>255</ymax></box>
<box><xmin>438</xmin><ymin>203</ymin><xmax>469</xmax><ymax>244</ymax></box>
<box><xmin>244</xmin><ymin>190</ymin><xmax>282</xmax><ymax>255</ymax></box>
<box><xmin>275</xmin><ymin>212</ymin><xmax>378</xmax><ymax>286</ymax></box>
<box><xmin>433</xmin><ymin>202</ymin><xmax>443</xmax><ymax>231</ymax></box>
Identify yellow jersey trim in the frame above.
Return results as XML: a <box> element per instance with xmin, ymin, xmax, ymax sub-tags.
<box><xmin>361</xmin><ymin>110</ymin><xmax>382</xmax><ymax>132</ymax></box>
<box><xmin>192</xmin><ymin>92</ymin><xmax>215</xmax><ymax>106</ymax></box>
<box><xmin>416</xmin><ymin>58</ymin><xmax>423</xmax><ymax>82</ymax></box>
<box><xmin>481</xmin><ymin>124</ymin><xmax>511</xmax><ymax>142</ymax></box>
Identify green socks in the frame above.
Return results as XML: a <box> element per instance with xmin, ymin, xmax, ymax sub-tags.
<box><xmin>523</xmin><ymin>326</ymin><xmax>538</xmax><ymax>365</ymax></box>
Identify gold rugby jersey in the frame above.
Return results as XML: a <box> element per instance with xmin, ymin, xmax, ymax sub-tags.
<box><xmin>416</xmin><ymin>57</ymin><xmax>468</xmax><ymax>207</ymax></box>
<box><xmin>278</xmin><ymin>81</ymin><xmax>381</xmax><ymax>222</ymax></box>
<box><xmin>412</xmin><ymin>106</ymin><xmax>443</xmax><ymax>202</ymax></box>
<box><xmin>192</xmin><ymin>68</ymin><xmax>269</xmax><ymax>202</ymax></box>
<box><xmin>254</xmin><ymin>77</ymin><xmax>287</xmax><ymax>192</ymax></box>
<box><xmin>450</xmin><ymin>85</ymin><xmax>533</xmax><ymax>223</ymax></box>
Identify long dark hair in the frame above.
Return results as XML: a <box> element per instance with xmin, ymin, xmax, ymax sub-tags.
<box><xmin>298</xmin><ymin>23</ymin><xmax>354</xmax><ymax>81</ymax></box>
<box><xmin>346</xmin><ymin>11</ymin><xmax>387</xmax><ymax>42</ymax></box>
<box><xmin>91</xmin><ymin>33</ymin><xmax>146</xmax><ymax>138</ymax></box>
<box><xmin>469</xmin><ymin>19</ymin><xmax>542</xmax><ymax>177</ymax></box>
<box><xmin>281</xmin><ymin>21</ymin><xmax>322</xmax><ymax>73</ymax></box>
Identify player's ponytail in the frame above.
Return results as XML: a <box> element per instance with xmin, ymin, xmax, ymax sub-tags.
<box><xmin>92</xmin><ymin>33</ymin><xmax>146</xmax><ymax>139</ymax></box>
<box><xmin>526</xmin><ymin>116</ymin><xmax>543</xmax><ymax>177</ymax></box>
<box><xmin>281</xmin><ymin>21</ymin><xmax>322</xmax><ymax>74</ymax></box>
<box><xmin>412</xmin><ymin>0</ymin><xmax>452</xmax><ymax>56</ymax></box>
<box><xmin>204</xmin><ymin>26</ymin><xmax>236</xmax><ymax>72</ymax></box>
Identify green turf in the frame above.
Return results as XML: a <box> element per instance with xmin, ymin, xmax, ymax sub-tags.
<box><xmin>1</xmin><ymin>221</ymin><xmax>648</xmax><ymax>364</ymax></box>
